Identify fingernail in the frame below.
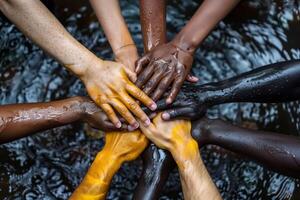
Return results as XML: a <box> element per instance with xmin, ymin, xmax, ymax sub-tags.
<box><xmin>166</xmin><ymin>98</ymin><xmax>172</xmax><ymax>104</ymax></box>
<box><xmin>144</xmin><ymin>118</ymin><xmax>150</xmax><ymax>126</ymax></box>
<box><xmin>133</xmin><ymin>122</ymin><xmax>139</xmax><ymax>129</ymax></box>
<box><xmin>128</xmin><ymin>125</ymin><xmax>135</xmax><ymax>131</ymax></box>
<box><xmin>162</xmin><ymin>112</ymin><xmax>170</xmax><ymax>120</ymax></box>
<box><xmin>116</xmin><ymin>121</ymin><xmax>121</xmax><ymax>128</ymax></box>
<box><xmin>150</xmin><ymin>103</ymin><xmax>157</xmax><ymax>111</ymax></box>
<box><xmin>128</xmin><ymin>122</ymin><xmax>139</xmax><ymax>131</ymax></box>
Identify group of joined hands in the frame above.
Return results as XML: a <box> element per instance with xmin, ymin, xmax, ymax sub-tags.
<box><xmin>2</xmin><ymin>0</ymin><xmax>300</xmax><ymax>199</ymax></box>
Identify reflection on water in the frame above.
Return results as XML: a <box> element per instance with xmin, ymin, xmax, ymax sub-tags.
<box><xmin>0</xmin><ymin>0</ymin><xmax>300</xmax><ymax>199</ymax></box>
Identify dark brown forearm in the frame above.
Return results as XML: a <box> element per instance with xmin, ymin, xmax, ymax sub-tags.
<box><xmin>139</xmin><ymin>0</ymin><xmax>167</xmax><ymax>52</ymax></box>
<box><xmin>172</xmin><ymin>0</ymin><xmax>240</xmax><ymax>54</ymax></box>
<box><xmin>196</xmin><ymin>119</ymin><xmax>300</xmax><ymax>178</ymax></box>
<box><xmin>0</xmin><ymin>97</ymin><xmax>85</xmax><ymax>144</ymax></box>
<box><xmin>134</xmin><ymin>1</ymin><xmax>171</xmax><ymax>200</ymax></box>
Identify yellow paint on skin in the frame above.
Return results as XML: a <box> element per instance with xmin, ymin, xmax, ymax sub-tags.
<box><xmin>70</xmin><ymin>130</ymin><xmax>148</xmax><ymax>200</ymax></box>
<box><xmin>151</xmin><ymin>114</ymin><xmax>198</xmax><ymax>167</ymax></box>
<box><xmin>71</xmin><ymin>113</ymin><xmax>195</xmax><ymax>200</ymax></box>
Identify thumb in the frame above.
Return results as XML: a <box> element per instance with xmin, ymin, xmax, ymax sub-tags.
<box><xmin>186</xmin><ymin>74</ymin><xmax>199</xmax><ymax>83</ymax></box>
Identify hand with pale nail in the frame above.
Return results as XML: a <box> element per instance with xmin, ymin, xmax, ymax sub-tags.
<box><xmin>80</xmin><ymin>58</ymin><xmax>156</xmax><ymax>130</ymax></box>
<box><xmin>90</xmin><ymin>0</ymin><xmax>139</xmax><ymax>82</ymax></box>
<box><xmin>139</xmin><ymin>114</ymin><xmax>222</xmax><ymax>200</ymax></box>
<box><xmin>70</xmin><ymin>129</ymin><xmax>148</xmax><ymax>200</ymax></box>
<box><xmin>136</xmin><ymin>42</ymin><xmax>197</xmax><ymax>104</ymax></box>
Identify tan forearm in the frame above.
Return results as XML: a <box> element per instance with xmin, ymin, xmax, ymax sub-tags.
<box><xmin>172</xmin><ymin>140</ymin><xmax>221</xmax><ymax>200</ymax></box>
<box><xmin>0</xmin><ymin>0</ymin><xmax>96</xmax><ymax>76</ymax></box>
<box><xmin>90</xmin><ymin>0</ymin><xmax>135</xmax><ymax>54</ymax></box>
<box><xmin>173</xmin><ymin>0</ymin><xmax>240</xmax><ymax>53</ymax></box>
<box><xmin>139</xmin><ymin>0</ymin><xmax>166</xmax><ymax>52</ymax></box>
<box><xmin>70</xmin><ymin>150</ymin><xmax>121</xmax><ymax>200</ymax></box>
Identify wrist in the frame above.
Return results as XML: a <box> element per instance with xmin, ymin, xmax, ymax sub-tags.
<box><xmin>171</xmin><ymin>31</ymin><xmax>197</xmax><ymax>55</ymax></box>
<box><xmin>74</xmin><ymin>56</ymin><xmax>105</xmax><ymax>80</ymax></box>
<box><xmin>170</xmin><ymin>139</ymin><xmax>199</xmax><ymax>164</ymax></box>
<box><xmin>92</xmin><ymin>150</ymin><xmax>122</xmax><ymax>180</ymax></box>
<box><xmin>114</xmin><ymin>44</ymin><xmax>138</xmax><ymax>65</ymax></box>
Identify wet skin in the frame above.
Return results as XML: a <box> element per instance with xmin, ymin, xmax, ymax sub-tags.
<box><xmin>0</xmin><ymin>0</ymin><xmax>156</xmax><ymax>128</ymax></box>
<box><xmin>136</xmin><ymin>59</ymin><xmax>300</xmax><ymax>200</ymax></box>
<box><xmin>89</xmin><ymin>0</ymin><xmax>138</xmax><ymax>82</ymax></box>
<box><xmin>135</xmin><ymin>0</ymin><xmax>240</xmax><ymax>104</ymax></box>
<box><xmin>134</xmin><ymin>1</ymin><xmax>174</xmax><ymax>199</ymax></box>
<box><xmin>70</xmin><ymin>129</ymin><xmax>148</xmax><ymax>200</ymax></box>
<box><xmin>139</xmin><ymin>115</ymin><xmax>221</xmax><ymax>200</ymax></box>
<box><xmin>0</xmin><ymin>97</ymin><xmax>128</xmax><ymax>144</ymax></box>
<box><xmin>160</xmin><ymin>60</ymin><xmax>300</xmax><ymax>120</ymax></box>
<box><xmin>135</xmin><ymin>0</ymin><xmax>238</xmax><ymax>199</ymax></box>
<box><xmin>191</xmin><ymin>118</ymin><xmax>300</xmax><ymax>178</ymax></box>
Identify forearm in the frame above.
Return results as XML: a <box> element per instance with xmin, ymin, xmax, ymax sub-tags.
<box><xmin>133</xmin><ymin>144</ymin><xmax>174</xmax><ymax>200</ymax></box>
<box><xmin>139</xmin><ymin>0</ymin><xmax>166</xmax><ymax>52</ymax></box>
<box><xmin>199</xmin><ymin>119</ymin><xmax>300</xmax><ymax>178</ymax></box>
<box><xmin>0</xmin><ymin>97</ymin><xmax>85</xmax><ymax>144</ymax></box>
<box><xmin>70</xmin><ymin>150</ymin><xmax>121</xmax><ymax>200</ymax></box>
<box><xmin>90</xmin><ymin>0</ymin><xmax>136</xmax><ymax>55</ymax></box>
<box><xmin>134</xmin><ymin>1</ymin><xmax>171</xmax><ymax>199</ymax></box>
<box><xmin>200</xmin><ymin>60</ymin><xmax>300</xmax><ymax>105</ymax></box>
<box><xmin>171</xmin><ymin>140</ymin><xmax>221</xmax><ymax>200</ymax></box>
<box><xmin>0</xmin><ymin>0</ymin><xmax>96</xmax><ymax>76</ymax></box>
<box><xmin>172</xmin><ymin>0</ymin><xmax>240</xmax><ymax>53</ymax></box>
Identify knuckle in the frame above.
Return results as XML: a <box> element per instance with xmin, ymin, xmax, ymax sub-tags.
<box><xmin>146</xmin><ymin>79</ymin><xmax>155</xmax><ymax>88</ymax></box>
<box><xmin>105</xmin><ymin>109</ymin><xmax>114</xmax><ymax>116</ymax></box>
<box><xmin>135</xmin><ymin>91</ymin><xmax>144</xmax><ymax>99</ymax></box>
<box><xmin>118</xmin><ymin>107</ymin><xmax>128</xmax><ymax>115</ymax></box>
<box><xmin>128</xmin><ymin>101</ymin><xmax>138</xmax><ymax>110</ymax></box>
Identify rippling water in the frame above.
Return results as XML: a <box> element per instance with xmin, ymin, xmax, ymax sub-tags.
<box><xmin>0</xmin><ymin>0</ymin><xmax>300</xmax><ymax>199</ymax></box>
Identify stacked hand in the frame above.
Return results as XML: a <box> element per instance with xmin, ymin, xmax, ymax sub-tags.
<box><xmin>153</xmin><ymin>83</ymin><xmax>209</xmax><ymax>121</ymax></box>
<box><xmin>114</xmin><ymin>44</ymin><xmax>139</xmax><ymax>82</ymax></box>
<box><xmin>140</xmin><ymin>113</ymin><xmax>196</xmax><ymax>156</ymax></box>
<box><xmin>70</xmin><ymin>129</ymin><xmax>148</xmax><ymax>200</ymax></box>
<box><xmin>78</xmin><ymin>57</ymin><xmax>157</xmax><ymax>130</ymax></box>
<box><xmin>135</xmin><ymin>41</ymin><xmax>198</xmax><ymax>103</ymax></box>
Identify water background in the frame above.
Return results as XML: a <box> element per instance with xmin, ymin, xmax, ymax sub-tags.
<box><xmin>0</xmin><ymin>0</ymin><xmax>300</xmax><ymax>199</ymax></box>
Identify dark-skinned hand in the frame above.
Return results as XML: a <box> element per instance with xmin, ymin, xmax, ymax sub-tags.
<box><xmin>135</xmin><ymin>42</ymin><xmax>198</xmax><ymax>103</ymax></box>
<box><xmin>79</xmin><ymin>97</ymin><xmax>128</xmax><ymax>131</ymax></box>
<box><xmin>155</xmin><ymin>83</ymin><xmax>208</xmax><ymax>121</ymax></box>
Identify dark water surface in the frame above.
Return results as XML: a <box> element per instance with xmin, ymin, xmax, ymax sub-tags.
<box><xmin>1</xmin><ymin>0</ymin><xmax>300</xmax><ymax>199</ymax></box>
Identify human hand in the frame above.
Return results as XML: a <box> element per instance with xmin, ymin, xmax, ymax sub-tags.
<box><xmin>103</xmin><ymin>130</ymin><xmax>149</xmax><ymax>163</ymax></box>
<box><xmin>77</xmin><ymin>97</ymin><xmax>127</xmax><ymax>131</ymax></box>
<box><xmin>115</xmin><ymin>44</ymin><xmax>139</xmax><ymax>82</ymax></box>
<box><xmin>139</xmin><ymin>113</ymin><xmax>194</xmax><ymax>154</ymax></box>
<box><xmin>70</xmin><ymin>129</ymin><xmax>148</xmax><ymax>200</ymax></box>
<box><xmin>153</xmin><ymin>84</ymin><xmax>207</xmax><ymax>121</ymax></box>
<box><xmin>135</xmin><ymin>41</ymin><xmax>197</xmax><ymax>103</ymax></box>
<box><xmin>79</xmin><ymin>57</ymin><xmax>157</xmax><ymax>130</ymax></box>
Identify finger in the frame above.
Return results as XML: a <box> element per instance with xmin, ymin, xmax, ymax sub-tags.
<box><xmin>120</xmin><ymin>92</ymin><xmax>151</xmax><ymax>126</ymax></box>
<box><xmin>139</xmin><ymin>122</ymin><xmax>156</xmax><ymax>139</ymax></box>
<box><xmin>125</xmin><ymin>69</ymin><xmax>137</xmax><ymax>83</ymax></box>
<box><xmin>186</xmin><ymin>74</ymin><xmax>199</xmax><ymax>83</ymax></box>
<box><xmin>100</xmin><ymin>103</ymin><xmax>121</xmax><ymax>128</ymax></box>
<box><xmin>135</xmin><ymin>62</ymin><xmax>155</xmax><ymax>88</ymax></box>
<box><xmin>135</xmin><ymin>55</ymin><xmax>150</xmax><ymax>74</ymax></box>
<box><xmin>154</xmin><ymin>99</ymin><xmax>172</xmax><ymax>111</ymax></box>
<box><xmin>109</xmin><ymin>98</ymin><xmax>138</xmax><ymax>129</ymax></box>
<box><xmin>166</xmin><ymin>74</ymin><xmax>185</xmax><ymax>104</ymax></box>
<box><xmin>126</xmin><ymin>84</ymin><xmax>157</xmax><ymax>111</ymax></box>
<box><xmin>104</xmin><ymin>121</ymin><xmax>128</xmax><ymax>131</ymax></box>
<box><xmin>151</xmin><ymin>72</ymin><xmax>174</xmax><ymax>101</ymax></box>
<box><xmin>149</xmin><ymin>112</ymin><xmax>158</xmax><ymax>119</ymax></box>
<box><xmin>143</xmin><ymin>69</ymin><xmax>165</xmax><ymax>95</ymax></box>
<box><xmin>161</xmin><ymin>107</ymin><xmax>194</xmax><ymax>121</ymax></box>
